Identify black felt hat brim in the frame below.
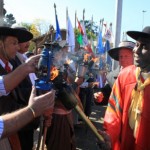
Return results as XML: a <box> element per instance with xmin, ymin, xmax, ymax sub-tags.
<box><xmin>0</xmin><ymin>27</ymin><xmax>33</xmax><ymax>43</ymax></box>
<box><xmin>127</xmin><ymin>31</ymin><xmax>150</xmax><ymax>41</ymax></box>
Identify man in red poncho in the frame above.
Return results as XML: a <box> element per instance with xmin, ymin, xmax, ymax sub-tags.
<box><xmin>100</xmin><ymin>26</ymin><xmax>150</xmax><ymax>150</ymax></box>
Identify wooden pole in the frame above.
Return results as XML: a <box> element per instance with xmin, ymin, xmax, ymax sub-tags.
<box><xmin>74</xmin><ymin>104</ymin><xmax>104</xmax><ymax>142</ymax></box>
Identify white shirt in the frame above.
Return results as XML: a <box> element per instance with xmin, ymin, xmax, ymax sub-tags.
<box><xmin>0</xmin><ymin>59</ymin><xmax>13</xmax><ymax>96</ymax></box>
<box><xmin>0</xmin><ymin>117</ymin><xmax>4</xmax><ymax>138</ymax></box>
<box><xmin>16</xmin><ymin>52</ymin><xmax>37</xmax><ymax>85</ymax></box>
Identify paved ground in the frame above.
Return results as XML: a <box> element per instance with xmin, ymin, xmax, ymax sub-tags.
<box><xmin>75</xmin><ymin>104</ymin><xmax>107</xmax><ymax>150</ymax></box>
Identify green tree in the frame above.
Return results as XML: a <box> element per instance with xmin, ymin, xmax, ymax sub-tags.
<box><xmin>75</xmin><ymin>19</ymin><xmax>98</xmax><ymax>41</ymax></box>
<box><xmin>3</xmin><ymin>8</ymin><xmax>16</xmax><ymax>27</ymax></box>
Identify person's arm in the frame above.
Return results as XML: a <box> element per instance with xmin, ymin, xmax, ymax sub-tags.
<box><xmin>1</xmin><ymin>107</ymin><xmax>35</xmax><ymax>138</ymax></box>
<box><xmin>1</xmin><ymin>86</ymin><xmax>55</xmax><ymax>139</ymax></box>
<box><xmin>3</xmin><ymin>55</ymin><xmax>41</xmax><ymax>93</ymax></box>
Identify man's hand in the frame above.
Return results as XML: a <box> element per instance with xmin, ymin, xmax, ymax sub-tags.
<box><xmin>94</xmin><ymin>92</ymin><xmax>104</xmax><ymax>103</ymax></box>
<box><xmin>97</xmin><ymin>130</ymin><xmax>111</xmax><ymax>150</ymax></box>
<box><xmin>24</xmin><ymin>54</ymin><xmax>41</xmax><ymax>73</ymax></box>
<box><xmin>28</xmin><ymin>86</ymin><xmax>55</xmax><ymax>117</ymax></box>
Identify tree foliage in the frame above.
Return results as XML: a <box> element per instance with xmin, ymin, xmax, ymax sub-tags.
<box><xmin>75</xmin><ymin>19</ymin><xmax>98</xmax><ymax>41</ymax></box>
<box><xmin>3</xmin><ymin>8</ymin><xmax>16</xmax><ymax>27</ymax></box>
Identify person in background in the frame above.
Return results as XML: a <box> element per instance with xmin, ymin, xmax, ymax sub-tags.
<box><xmin>99</xmin><ymin>26</ymin><xmax>150</xmax><ymax>150</ymax></box>
<box><xmin>79</xmin><ymin>72</ymin><xmax>98</xmax><ymax>119</ymax></box>
<box><xmin>37</xmin><ymin>47</ymin><xmax>43</xmax><ymax>54</ymax></box>
<box><xmin>25</xmin><ymin>51</ymin><xmax>34</xmax><ymax>58</ymax></box>
<box><xmin>94</xmin><ymin>41</ymin><xmax>135</xmax><ymax>105</ymax></box>
<box><xmin>45</xmin><ymin>40</ymin><xmax>84</xmax><ymax>150</ymax></box>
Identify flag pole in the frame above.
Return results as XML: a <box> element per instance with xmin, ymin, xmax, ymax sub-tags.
<box><xmin>66</xmin><ymin>7</ymin><xmax>68</xmax><ymax>41</ymax></box>
<box><xmin>54</xmin><ymin>3</ymin><xmax>57</xmax><ymax>16</ymax></box>
<box><xmin>90</xmin><ymin>15</ymin><xmax>93</xmax><ymax>46</ymax></box>
<box><xmin>83</xmin><ymin>8</ymin><xmax>85</xmax><ymax>21</ymax></box>
<box><xmin>75</xmin><ymin>10</ymin><xmax>77</xmax><ymax>30</ymax></box>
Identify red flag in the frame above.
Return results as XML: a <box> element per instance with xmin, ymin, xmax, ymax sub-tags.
<box><xmin>77</xmin><ymin>18</ymin><xmax>84</xmax><ymax>35</ymax></box>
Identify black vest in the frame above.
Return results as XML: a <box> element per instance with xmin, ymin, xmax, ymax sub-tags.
<box><xmin>10</xmin><ymin>56</ymin><xmax>33</xmax><ymax>106</ymax></box>
<box><xmin>0</xmin><ymin>65</ymin><xmax>22</xmax><ymax>115</ymax></box>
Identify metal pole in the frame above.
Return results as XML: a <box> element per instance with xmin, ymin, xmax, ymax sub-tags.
<box><xmin>142</xmin><ymin>10</ymin><xmax>146</xmax><ymax>30</ymax></box>
<box><xmin>113</xmin><ymin>0</ymin><xmax>123</xmax><ymax>70</ymax></box>
<box><xmin>0</xmin><ymin>0</ymin><xmax>4</xmax><ymax>26</ymax></box>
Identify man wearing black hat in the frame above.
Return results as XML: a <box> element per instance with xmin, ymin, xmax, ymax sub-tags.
<box><xmin>0</xmin><ymin>26</ymin><xmax>40</xmax><ymax>150</ymax></box>
<box><xmin>100</xmin><ymin>26</ymin><xmax>150</xmax><ymax>150</ymax></box>
<box><xmin>94</xmin><ymin>41</ymin><xmax>134</xmax><ymax>105</ymax></box>
<box><xmin>9</xmin><ymin>27</ymin><xmax>40</xmax><ymax>150</ymax></box>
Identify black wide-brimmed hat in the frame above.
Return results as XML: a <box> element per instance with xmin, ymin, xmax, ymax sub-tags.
<box><xmin>127</xmin><ymin>26</ymin><xmax>150</xmax><ymax>41</ymax></box>
<box><xmin>0</xmin><ymin>26</ymin><xmax>33</xmax><ymax>43</ymax></box>
<box><xmin>108</xmin><ymin>41</ymin><xmax>135</xmax><ymax>61</ymax></box>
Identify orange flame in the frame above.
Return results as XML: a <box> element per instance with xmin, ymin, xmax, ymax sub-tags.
<box><xmin>91</xmin><ymin>57</ymin><xmax>99</xmax><ymax>63</ymax></box>
<box><xmin>83</xmin><ymin>53</ymin><xmax>91</xmax><ymax>62</ymax></box>
<box><xmin>50</xmin><ymin>66</ymin><xmax>59</xmax><ymax>80</ymax></box>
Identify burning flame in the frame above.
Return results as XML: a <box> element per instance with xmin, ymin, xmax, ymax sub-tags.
<box><xmin>83</xmin><ymin>53</ymin><xmax>91</xmax><ymax>62</ymax></box>
<box><xmin>50</xmin><ymin>66</ymin><xmax>59</xmax><ymax>80</ymax></box>
<box><xmin>91</xmin><ymin>57</ymin><xmax>99</xmax><ymax>63</ymax></box>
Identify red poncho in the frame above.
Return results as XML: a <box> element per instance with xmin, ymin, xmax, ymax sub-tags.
<box><xmin>104</xmin><ymin>65</ymin><xmax>150</xmax><ymax>150</ymax></box>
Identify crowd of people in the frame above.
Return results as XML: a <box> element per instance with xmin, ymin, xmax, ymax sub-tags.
<box><xmin>0</xmin><ymin>24</ymin><xmax>150</xmax><ymax>150</ymax></box>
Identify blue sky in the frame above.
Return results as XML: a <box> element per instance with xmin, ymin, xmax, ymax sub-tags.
<box><xmin>4</xmin><ymin>0</ymin><xmax>150</xmax><ymax>41</ymax></box>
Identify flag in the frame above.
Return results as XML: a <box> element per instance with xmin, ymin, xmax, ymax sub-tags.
<box><xmin>96</xmin><ymin>74</ymin><xmax>103</xmax><ymax>88</ymax></box>
<box><xmin>104</xmin><ymin>40</ymin><xmax>112</xmax><ymax>71</ymax></box>
<box><xmin>66</xmin><ymin>15</ymin><xmax>75</xmax><ymax>53</ymax></box>
<box><xmin>84</xmin><ymin>44</ymin><xmax>95</xmax><ymax>58</ymax></box>
<box><xmin>91</xmin><ymin>40</ymin><xmax>96</xmax><ymax>54</ymax></box>
<box><xmin>55</xmin><ymin>14</ymin><xmax>62</xmax><ymax>41</ymax></box>
<box><xmin>81</xmin><ymin>22</ymin><xmax>88</xmax><ymax>46</ymax></box>
<box><xmin>103</xmin><ymin>23</ymin><xmax>113</xmax><ymax>43</ymax></box>
<box><xmin>97</xmin><ymin>31</ymin><xmax>104</xmax><ymax>54</ymax></box>
<box><xmin>99</xmin><ymin>56</ymin><xmax>104</xmax><ymax>70</ymax></box>
<box><xmin>77</xmin><ymin>18</ymin><xmax>84</xmax><ymax>45</ymax></box>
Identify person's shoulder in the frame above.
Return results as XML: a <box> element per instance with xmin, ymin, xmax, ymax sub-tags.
<box><xmin>118</xmin><ymin>65</ymin><xmax>136</xmax><ymax>83</ymax></box>
<box><xmin>120</xmin><ymin>65</ymin><xmax>136</xmax><ymax>75</ymax></box>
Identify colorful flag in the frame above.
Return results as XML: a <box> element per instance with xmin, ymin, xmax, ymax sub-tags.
<box><xmin>81</xmin><ymin>22</ymin><xmax>88</xmax><ymax>46</ymax></box>
<box><xmin>97</xmin><ymin>31</ymin><xmax>104</xmax><ymax>54</ymax></box>
<box><xmin>66</xmin><ymin>15</ymin><xmax>75</xmax><ymax>53</ymax></box>
<box><xmin>77</xmin><ymin>18</ymin><xmax>84</xmax><ymax>45</ymax></box>
<box><xmin>55</xmin><ymin>14</ymin><xmax>62</xmax><ymax>41</ymax></box>
<box><xmin>103</xmin><ymin>23</ymin><xmax>113</xmax><ymax>43</ymax></box>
